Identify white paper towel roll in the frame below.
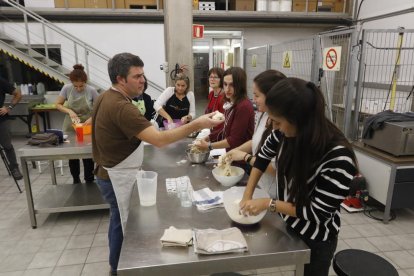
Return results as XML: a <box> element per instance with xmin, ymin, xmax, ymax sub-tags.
<box><xmin>269</xmin><ymin>0</ymin><xmax>280</xmax><ymax>11</ymax></box>
<box><xmin>280</xmin><ymin>0</ymin><xmax>292</xmax><ymax>11</ymax></box>
<box><xmin>256</xmin><ymin>0</ymin><xmax>267</xmax><ymax>11</ymax></box>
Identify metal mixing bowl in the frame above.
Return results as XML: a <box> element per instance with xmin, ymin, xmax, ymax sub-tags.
<box><xmin>186</xmin><ymin>149</ymin><xmax>210</xmax><ymax>164</ymax></box>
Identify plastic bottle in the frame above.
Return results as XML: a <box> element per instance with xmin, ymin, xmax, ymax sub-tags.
<box><xmin>23</xmin><ymin>84</ymin><xmax>29</xmax><ymax>95</ymax></box>
<box><xmin>20</xmin><ymin>84</ymin><xmax>25</xmax><ymax>95</ymax></box>
<box><xmin>36</xmin><ymin>82</ymin><xmax>46</xmax><ymax>95</ymax></box>
<box><xmin>28</xmin><ymin>83</ymin><xmax>33</xmax><ymax>95</ymax></box>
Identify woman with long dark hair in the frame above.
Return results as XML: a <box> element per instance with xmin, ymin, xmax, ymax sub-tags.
<box><xmin>225</xmin><ymin>69</ymin><xmax>286</xmax><ymax>197</ymax></box>
<box><xmin>197</xmin><ymin>67</ymin><xmax>254</xmax><ymax>151</ymax></box>
<box><xmin>240</xmin><ymin>78</ymin><xmax>357</xmax><ymax>276</ymax></box>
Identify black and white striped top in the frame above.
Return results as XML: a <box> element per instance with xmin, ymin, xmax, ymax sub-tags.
<box><xmin>255</xmin><ymin>130</ymin><xmax>357</xmax><ymax>241</ymax></box>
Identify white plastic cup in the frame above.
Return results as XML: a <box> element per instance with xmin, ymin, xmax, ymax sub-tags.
<box><xmin>136</xmin><ymin>171</ymin><xmax>158</xmax><ymax>206</ymax></box>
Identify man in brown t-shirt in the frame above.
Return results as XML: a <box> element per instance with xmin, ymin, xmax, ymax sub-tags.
<box><xmin>93</xmin><ymin>53</ymin><xmax>222</xmax><ymax>275</ymax></box>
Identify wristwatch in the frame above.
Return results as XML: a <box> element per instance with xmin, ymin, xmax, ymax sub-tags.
<box><xmin>269</xmin><ymin>199</ymin><xmax>277</xmax><ymax>213</ymax></box>
<box><xmin>246</xmin><ymin>154</ymin><xmax>253</xmax><ymax>165</ymax></box>
<box><xmin>8</xmin><ymin>105</ymin><xmax>14</xmax><ymax>110</ymax></box>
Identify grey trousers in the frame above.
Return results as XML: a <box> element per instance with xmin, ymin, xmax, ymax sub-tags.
<box><xmin>0</xmin><ymin>120</ymin><xmax>18</xmax><ymax>168</ymax></box>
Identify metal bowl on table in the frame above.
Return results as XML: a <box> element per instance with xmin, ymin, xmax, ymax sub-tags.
<box><xmin>186</xmin><ymin>148</ymin><xmax>210</xmax><ymax>164</ymax></box>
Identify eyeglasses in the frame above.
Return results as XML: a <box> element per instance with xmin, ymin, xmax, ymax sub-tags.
<box><xmin>209</xmin><ymin>76</ymin><xmax>220</xmax><ymax>80</ymax></box>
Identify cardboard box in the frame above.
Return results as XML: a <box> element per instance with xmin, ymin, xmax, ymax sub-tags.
<box><xmin>54</xmin><ymin>0</ymin><xmax>85</xmax><ymax>8</ymax></box>
<box><xmin>107</xmin><ymin>0</ymin><xmax>125</xmax><ymax>8</ymax></box>
<box><xmin>292</xmin><ymin>0</ymin><xmax>317</xmax><ymax>12</ymax></box>
<box><xmin>25</xmin><ymin>0</ymin><xmax>55</xmax><ymax>8</ymax></box>
<box><xmin>229</xmin><ymin>0</ymin><xmax>255</xmax><ymax>11</ymax></box>
<box><xmin>125</xmin><ymin>0</ymin><xmax>157</xmax><ymax>9</ymax></box>
<box><xmin>318</xmin><ymin>0</ymin><xmax>345</xmax><ymax>13</ymax></box>
<box><xmin>85</xmin><ymin>0</ymin><xmax>107</xmax><ymax>8</ymax></box>
<box><xmin>292</xmin><ymin>0</ymin><xmax>344</xmax><ymax>12</ymax></box>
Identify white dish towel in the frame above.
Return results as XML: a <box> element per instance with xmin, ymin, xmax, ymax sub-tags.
<box><xmin>160</xmin><ymin>226</ymin><xmax>193</xmax><ymax>247</ymax></box>
<box><xmin>193</xmin><ymin>227</ymin><xmax>248</xmax><ymax>254</ymax></box>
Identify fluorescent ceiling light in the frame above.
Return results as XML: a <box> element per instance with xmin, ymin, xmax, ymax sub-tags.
<box><xmin>192</xmin><ymin>45</ymin><xmax>210</xmax><ymax>50</ymax></box>
<box><xmin>213</xmin><ymin>45</ymin><xmax>230</xmax><ymax>50</ymax></box>
<box><xmin>192</xmin><ymin>45</ymin><xmax>231</xmax><ymax>50</ymax></box>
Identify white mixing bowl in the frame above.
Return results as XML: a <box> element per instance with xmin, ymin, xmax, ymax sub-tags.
<box><xmin>212</xmin><ymin>166</ymin><xmax>244</xmax><ymax>187</ymax></box>
<box><xmin>223</xmin><ymin>186</ymin><xmax>270</xmax><ymax>225</ymax></box>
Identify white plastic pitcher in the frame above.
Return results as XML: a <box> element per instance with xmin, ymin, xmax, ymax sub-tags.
<box><xmin>136</xmin><ymin>171</ymin><xmax>158</xmax><ymax>206</ymax></box>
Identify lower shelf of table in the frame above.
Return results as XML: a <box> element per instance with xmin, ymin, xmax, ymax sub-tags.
<box><xmin>34</xmin><ymin>183</ymin><xmax>109</xmax><ymax>214</ymax></box>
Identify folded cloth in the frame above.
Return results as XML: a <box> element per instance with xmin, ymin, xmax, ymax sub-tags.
<box><xmin>160</xmin><ymin>226</ymin><xmax>193</xmax><ymax>247</ymax></box>
<box><xmin>192</xmin><ymin>188</ymin><xmax>223</xmax><ymax>211</ymax></box>
<box><xmin>193</xmin><ymin>227</ymin><xmax>248</xmax><ymax>255</ymax></box>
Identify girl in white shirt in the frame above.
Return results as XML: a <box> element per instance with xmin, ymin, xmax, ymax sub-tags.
<box><xmin>154</xmin><ymin>73</ymin><xmax>195</xmax><ymax>125</ymax></box>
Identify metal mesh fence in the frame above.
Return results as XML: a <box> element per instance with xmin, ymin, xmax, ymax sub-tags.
<box><xmin>318</xmin><ymin>29</ymin><xmax>354</xmax><ymax>132</ymax></box>
<box><xmin>243</xmin><ymin>28</ymin><xmax>414</xmax><ymax>140</ymax></box>
<box><xmin>245</xmin><ymin>46</ymin><xmax>268</xmax><ymax>99</ymax></box>
<box><xmin>270</xmin><ymin>38</ymin><xmax>314</xmax><ymax>81</ymax></box>
<box><xmin>354</xmin><ymin>29</ymin><xmax>414</xmax><ymax>139</ymax></box>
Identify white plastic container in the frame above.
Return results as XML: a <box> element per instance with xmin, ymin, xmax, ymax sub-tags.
<box><xmin>137</xmin><ymin>171</ymin><xmax>158</xmax><ymax>206</ymax></box>
<box><xmin>269</xmin><ymin>0</ymin><xmax>280</xmax><ymax>11</ymax></box>
<box><xmin>256</xmin><ymin>0</ymin><xmax>267</xmax><ymax>11</ymax></box>
<box><xmin>280</xmin><ymin>0</ymin><xmax>292</xmax><ymax>11</ymax></box>
<box><xmin>36</xmin><ymin>82</ymin><xmax>46</xmax><ymax>95</ymax></box>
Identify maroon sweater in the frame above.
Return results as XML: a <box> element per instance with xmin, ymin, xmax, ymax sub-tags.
<box><xmin>209</xmin><ymin>98</ymin><xmax>254</xmax><ymax>150</ymax></box>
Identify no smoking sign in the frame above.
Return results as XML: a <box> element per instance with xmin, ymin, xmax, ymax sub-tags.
<box><xmin>323</xmin><ymin>46</ymin><xmax>342</xmax><ymax>71</ymax></box>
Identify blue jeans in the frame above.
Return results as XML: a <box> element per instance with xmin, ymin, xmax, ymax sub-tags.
<box><xmin>96</xmin><ymin>177</ymin><xmax>123</xmax><ymax>273</ymax></box>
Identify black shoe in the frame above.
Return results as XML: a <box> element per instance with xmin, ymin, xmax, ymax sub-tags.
<box><xmin>73</xmin><ymin>177</ymin><xmax>81</xmax><ymax>184</ymax></box>
<box><xmin>11</xmin><ymin>167</ymin><xmax>23</xmax><ymax>180</ymax></box>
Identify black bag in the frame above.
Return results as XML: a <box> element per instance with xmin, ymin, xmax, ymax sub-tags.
<box><xmin>28</xmin><ymin>133</ymin><xmax>59</xmax><ymax>147</ymax></box>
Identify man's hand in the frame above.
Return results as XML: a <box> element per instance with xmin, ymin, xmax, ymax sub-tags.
<box><xmin>0</xmin><ymin>106</ymin><xmax>10</xmax><ymax>116</ymax></box>
<box><xmin>192</xmin><ymin>112</ymin><xmax>224</xmax><ymax>130</ymax></box>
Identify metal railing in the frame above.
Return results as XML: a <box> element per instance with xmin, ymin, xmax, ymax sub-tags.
<box><xmin>0</xmin><ymin>0</ymin><xmax>164</xmax><ymax>93</ymax></box>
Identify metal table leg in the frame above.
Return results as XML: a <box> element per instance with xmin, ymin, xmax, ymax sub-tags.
<box><xmin>50</xmin><ymin>160</ymin><xmax>57</xmax><ymax>185</ymax></box>
<box><xmin>21</xmin><ymin>157</ymin><xmax>37</xmax><ymax>228</ymax></box>
<box><xmin>295</xmin><ymin>264</ymin><xmax>305</xmax><ymax>276</ymax></box>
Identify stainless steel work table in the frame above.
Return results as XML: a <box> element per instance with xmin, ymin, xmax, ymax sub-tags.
<box><xmin>18</xmin><ymin>135</ymin><xmax>108</xmax><ymax>228</ymax></box>
<box><xmin>118</xmin><ymin>140</ymin><xmax>310</xmax><ymax>276</ymax></box>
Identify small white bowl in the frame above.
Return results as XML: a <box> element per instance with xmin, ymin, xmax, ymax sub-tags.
<box><xmin>223</xmin><ymin>186</ymin><xmax>270</xmax><ymax>225</ymax></box>
<box><xmin>212</xmin><ymin>166</ymin><xmax>244</xmax><ymax>187</ymax></box>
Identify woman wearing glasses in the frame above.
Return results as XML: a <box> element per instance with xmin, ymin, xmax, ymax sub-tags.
<box><xmin>205</xmin><ymin>67</ymin><xmax>225</xmax><ymax>134</ymax></box>
<box><xmin>205</xmin><ymin>67</ymin><xmax>225</xmax><ymax>114</ymax></box>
